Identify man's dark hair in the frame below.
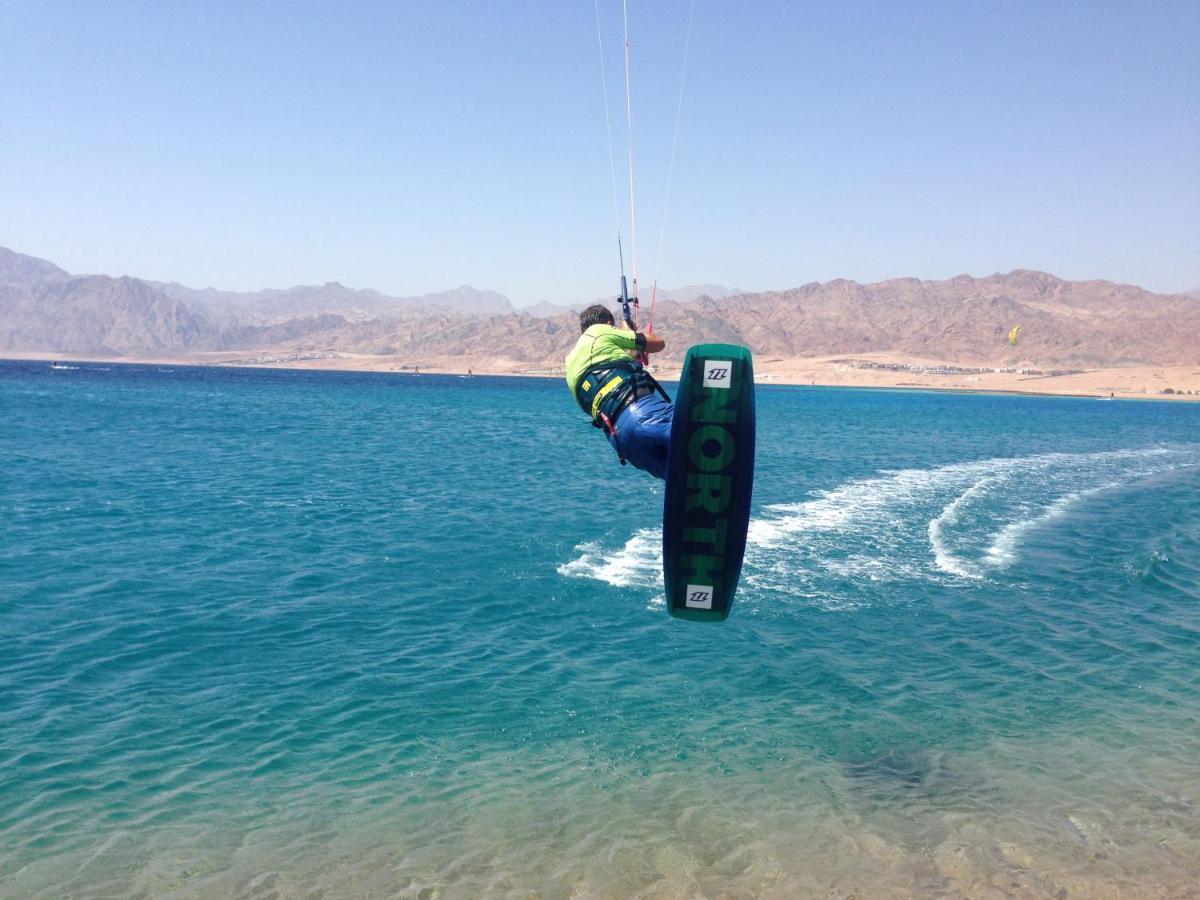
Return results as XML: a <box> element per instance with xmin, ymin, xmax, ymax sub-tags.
<box><xmin>579</xmin><ymin>304</ymin><xmax>615</xmax><ymax>332</ymax></box>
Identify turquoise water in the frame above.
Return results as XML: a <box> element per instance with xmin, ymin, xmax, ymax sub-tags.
<box><xmin>2</xmin><ymin>360</ymin><xmax>1199</xmax><ymax>897</ymax></box>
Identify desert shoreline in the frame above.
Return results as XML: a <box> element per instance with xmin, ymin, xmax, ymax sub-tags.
<box><xmin>5</xmin><ymin>350</ymin><xmax>1199</xmax><ymax>402</ymax></box>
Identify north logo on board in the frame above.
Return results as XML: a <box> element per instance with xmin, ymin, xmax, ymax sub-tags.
<box><xmin>664</xmin><ymin>344</ymin><xmax>754</xmax><ymax>620</ymax></box>
<box><xmin>703</xmin><ymin>361</ymin><xmax>732</xmax><ymax>389</ymax></box>
<box><xmin>677</xmin><ymin>356</ymin><xmax>741</xmax><ymax>612</ymax></box>
<box><xmin>685</xmin><ymin>584</ymin><xmax>713</xmax><ymax>609</ymax></box>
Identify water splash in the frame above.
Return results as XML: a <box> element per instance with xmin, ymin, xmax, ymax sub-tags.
<box><xmin>560</xmin><ymin>446</ymin><xmax>1200</xmax><ymax>598</ymax></box>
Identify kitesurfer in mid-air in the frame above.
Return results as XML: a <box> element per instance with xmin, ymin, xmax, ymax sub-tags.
<box><xmin>566</xmin><ymin>304</ymin><xmax>672</xmax><ymax>479</ymax></box>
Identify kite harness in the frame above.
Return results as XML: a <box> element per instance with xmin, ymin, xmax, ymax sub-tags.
<box><xmin>574</xmin><ymin>356</ymin><xmax>670</xmax><ymax>466</ymax></box>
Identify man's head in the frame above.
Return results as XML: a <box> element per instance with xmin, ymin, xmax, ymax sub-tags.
<box><xmin>579</xmin><ymin>304</ymin><xmax>615</xmax><ymax>333</ymax></box>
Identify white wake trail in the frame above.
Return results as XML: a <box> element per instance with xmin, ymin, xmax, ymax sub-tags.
<box><xmin>558</xmin><ymin>446</ymin><xmax>1199</xmax><ymax>601</ymax></box>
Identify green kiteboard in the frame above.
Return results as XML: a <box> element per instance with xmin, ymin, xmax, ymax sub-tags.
<box><xmin>662</xmin><ymin>344</ymin><xmax>756</xmax><ymax>621</ymax></box>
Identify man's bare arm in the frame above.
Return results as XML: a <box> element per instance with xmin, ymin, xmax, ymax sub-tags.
<box><xmin>617</xmin><ymin>319</ymin><xmax>665</xmax><ymax>356</ymax></box>
<box><xmin>641</xmin><ymin>333</ymin><xmax>666</xmax><ymax>354</ymax></box>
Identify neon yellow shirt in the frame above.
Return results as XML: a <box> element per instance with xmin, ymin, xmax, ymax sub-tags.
<box><xmin>564</xmin><ymin>324</ymin><xmax>639</xmax><ymax>394</ymax></box>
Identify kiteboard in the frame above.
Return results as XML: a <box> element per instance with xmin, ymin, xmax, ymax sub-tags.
<box><xmin>662</xmin><ymin>344</ymin><xmax>755</xmax><ymax>621</ymax></box>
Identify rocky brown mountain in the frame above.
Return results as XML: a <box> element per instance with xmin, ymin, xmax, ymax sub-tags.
<box><xmin>150</xmin><ymin>280</ymin><xmax>513</xmax><ymax>324</ymax></box>
<box><xmin>648</xmin><ymin>272</ymin><xmax>1200</xmax><ymax>368</ymax></box>
<box><xmin>0</xmin><ymin>273</ymin><xmax>214</xmax><ymax>355</ymax></box>
<box><xmin>248</xmin><ymin>270</ymin><xmax>1199</xmax><ymax>369</ymax></box>
<box><xmin>0</xmin><ymin>247</ymin><xmax>72</xmax><ymax>289</ymax></box>
<box><xmin>1</xmin><ymin>247</ymin><xmax>1196</xmax><ymax>367</ymax></box>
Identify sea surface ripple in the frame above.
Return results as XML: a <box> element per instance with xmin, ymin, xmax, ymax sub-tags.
<box><xmin>2</xmin><ymin>361</ymin><xmax>1199</xmax><ymax>897</ymax></box>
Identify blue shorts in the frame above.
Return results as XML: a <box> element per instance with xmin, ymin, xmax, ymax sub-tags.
<box><xmin>608</xmin><ymin>395</ymin><xmax>674</xmax><ymax>480</ymax></box>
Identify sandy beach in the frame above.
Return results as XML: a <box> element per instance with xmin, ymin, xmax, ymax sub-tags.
<box><xmin>8</xmin><ymin>349</ymin><xmax>1199</xmax><ymax>401</ymax></box>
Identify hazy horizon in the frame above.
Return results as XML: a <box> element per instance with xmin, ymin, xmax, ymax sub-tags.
<box><xmin>2</xmin><ymin>2</ymin><xmax>1197</xmax><ymax>302</ymax></box>
<box><xmin>8</xmin><ymin>243</ymin><xmax>1195</xmax><ymax>311</ymax></box>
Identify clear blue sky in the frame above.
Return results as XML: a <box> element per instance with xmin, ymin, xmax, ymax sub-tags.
<box><xmin>2</xmin><ymin>1</ymin><xmax>1197</xmax><ymax>303</ymax></box>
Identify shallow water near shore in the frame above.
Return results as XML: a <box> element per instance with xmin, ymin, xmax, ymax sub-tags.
<box><xmin>2</xmin><ymin>359</ymin><xmax>1199</xmax><ymax>897</ymax></box>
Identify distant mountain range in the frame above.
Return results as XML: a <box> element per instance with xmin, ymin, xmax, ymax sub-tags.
<box><xmin>519</xmin><ymin>284</ymin><xmax>745</xmax><ymax>319</ymax></box>
<box><xmin>2</xmin><ymin>246</ymin><xmax>1197</xmax><ymax>368</ymax></box>
<box><xmin>148</xmin><ymin>279</ymin><xmax>514</xmax><ymax>324</ymax></box>
<box><xmin>0</xmin><ymin>247</ymin><xmax>517</xmax><ymax>354</ymax></box>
